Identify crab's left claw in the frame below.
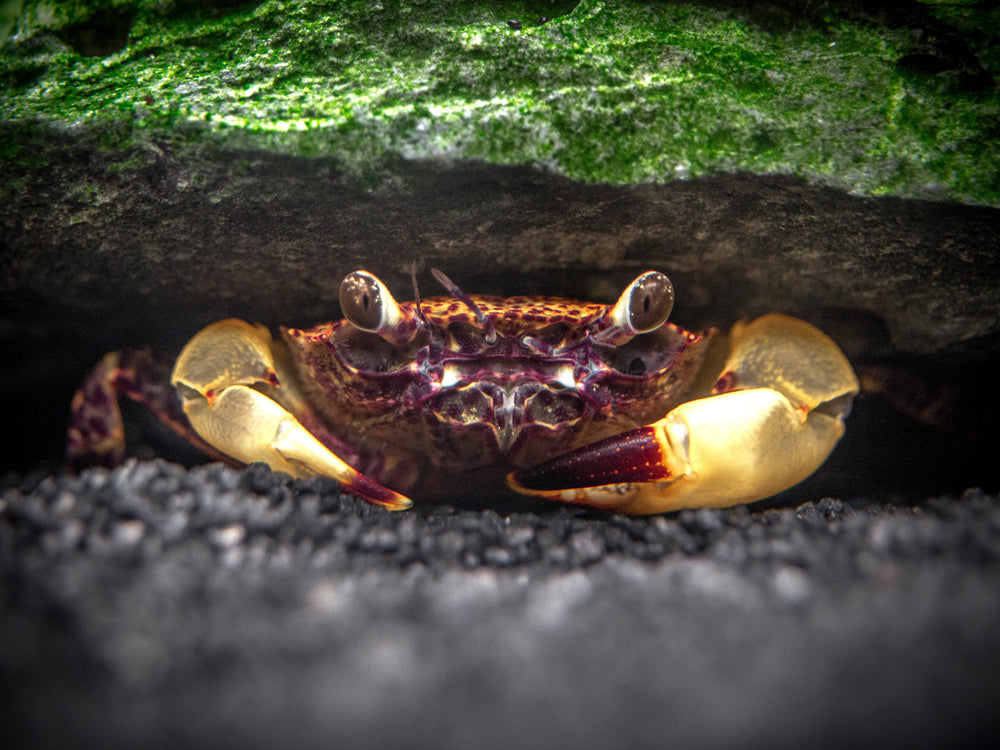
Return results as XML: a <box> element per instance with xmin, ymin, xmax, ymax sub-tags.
<box><xmin>508</xmin><ymin>314</ymin><xmax>860</xmax><ymax>515</ymax></box>
<box><xmin>172</xmin><ymin>319</ymin><xmax>413</xmax><ymax>511</ymax></box>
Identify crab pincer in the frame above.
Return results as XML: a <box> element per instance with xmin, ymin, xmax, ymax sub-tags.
<box><xmin>508</xmin><ymin>315</ymin><xmax>859</xmax><ymax>514</ymax></box>
<box><xmin>171</xmin><ymin>319</ymin><xmax>413</xmax><ymax>510</ymax></box>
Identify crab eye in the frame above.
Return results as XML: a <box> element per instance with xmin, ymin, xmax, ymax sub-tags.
<box><xmin>624</xmin><ymin>271</ymin><xmax>674</xmax><ymax>333</ymax></box>
<box><xmin>339</xmin><ymin>271</ymin><xmax>418</xmax><ymax>345</ymax></box>
<box><xmin>605</xmin><ymin>271</ymin><xmax>674</xmax><ymax>338</ymax></box>
<box><xmin>340</xmin><ymin>271</ymin><xmax>385</xmax><ymax>331</ymax></box>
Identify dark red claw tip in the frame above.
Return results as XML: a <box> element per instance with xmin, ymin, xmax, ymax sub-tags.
<box><xmin>341</xmin><ymin>472</ymin><xmax>413</xmax><ymax>510</ymax></box>
<box><xmin>512</xmin><ymin>426</ymin><xmax>671</xmax><ymax>491</ymax></box>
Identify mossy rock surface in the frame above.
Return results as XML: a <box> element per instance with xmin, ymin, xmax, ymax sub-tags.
<box><xmin>2</xmin><ymin>0</ymin><xmax>998</xmax><ymax>201</ymax></box>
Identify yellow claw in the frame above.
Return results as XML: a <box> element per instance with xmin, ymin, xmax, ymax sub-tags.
<box><xmin>171</xmin><ymin>319</ymin><xmax>278</xmax><ymax>401</ymax></box>
<box><xmin>171</xmin><ymin>320</ymin><xmax>412</xmax><ymax>511</ymax></box>
<box><xmin>510</xmin><ymin>314</ymin><xmax>860</xmax><ymax>515</ymax></box>
<box><xmin>721</xmin><ymin>314</ymin><xmax>859</xmax><ymax>414</ymax></box>
<box><xmin>558</xmin><ymin>387</ymin><xmax>850</xmax><ymax>514</ymax></box>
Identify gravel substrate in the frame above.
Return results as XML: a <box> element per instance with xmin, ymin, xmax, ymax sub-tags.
<box><xmin>2</xmin><ymin>460</ymin><xmax>999</xmax><ymax>749</ymax></box>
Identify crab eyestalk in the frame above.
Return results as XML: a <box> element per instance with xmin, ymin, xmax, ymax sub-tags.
<box><xmin>340</xmin><ymin>271</ymin><xmax>421</xmax><ymax>346</ymax></box>
<box><xmin>592</xmin><ymin>271</ymin><xmax>675</xmax><ymax>347</ymax></box>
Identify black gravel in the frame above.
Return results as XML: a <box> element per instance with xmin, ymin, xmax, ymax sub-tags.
<box><xmin>2</xmin><ymin>460</ymin><xmax>999</xmax><ymax>749</ymax></box>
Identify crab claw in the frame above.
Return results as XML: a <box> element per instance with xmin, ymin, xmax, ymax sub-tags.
<box><xmin>508</xmin><ymin>314</ymin><xmax>859</xmax><ymax>514</ymax></box>
<box><xmin>172</xmin><ymin>319</ymin><xmax>412</xmax><ymax>511</ymax></box>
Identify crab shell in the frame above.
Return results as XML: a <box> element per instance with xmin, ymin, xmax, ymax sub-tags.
<box><xmin>288</xmin><ymin>304</ymin><xmax>707</xmax><ymax>486</ymax></box>
<box><xmin>157</xmin><ymin>270</ymin><xmax>859</xmax><ymax>514</ymax></box>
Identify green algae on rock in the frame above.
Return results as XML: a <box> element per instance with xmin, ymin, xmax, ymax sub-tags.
<box><xmin>1</xmin><ymin>0</ymin><xmax>998</xmax><ymax>204</ymax></box>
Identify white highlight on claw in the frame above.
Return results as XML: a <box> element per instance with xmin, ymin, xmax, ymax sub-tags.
<box><xmin>662</xmin><ymin>415</ymin><xmax>693</xmax><ymax>476</ymax></box>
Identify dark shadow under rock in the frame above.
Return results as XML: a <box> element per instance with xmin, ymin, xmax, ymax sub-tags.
<box><xmin>3</xmin><ymin>125</ymin><xmax>998</xmax><ymax>354</ymax></box>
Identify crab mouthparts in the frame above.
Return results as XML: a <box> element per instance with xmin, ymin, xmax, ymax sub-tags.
<box><xmin>429</xmin><ymin>361</ymin><xmax>591</xmax><ymax>459</ymax></box>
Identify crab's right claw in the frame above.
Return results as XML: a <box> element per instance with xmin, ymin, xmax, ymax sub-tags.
<box><xmin>509</xmin><ymin>314</ymin><xmax>860</xmax><ymax>515</ymax></box>
<box><xmin>171</xmin><ymin>319</ymin><xmax>412</xmax><ymax>511</ymax></box>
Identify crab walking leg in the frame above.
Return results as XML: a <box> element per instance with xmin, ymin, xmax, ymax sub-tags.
<box><xmin>68</xmin><ymin>348</ymin><xmax>235</xmax><ymax>471</ymax></box>
<box><xmin>172</xmin><ymin>319</ymin><xmax>412</xmax><ymax>511</ymax></box>
<box><xmin>69</xmin><ymin>350</ymin><xmax>166</xmax><ymax>469</ymax></box>
<box><xmin>509</xmin><ymin>314</ymin><xmax>860</xmax><ymax>514</ymax></box>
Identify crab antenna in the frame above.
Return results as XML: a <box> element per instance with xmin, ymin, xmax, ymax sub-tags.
<box><xmin>430</xmin><ymin>268</ymin><xmax>498</xmax><ymax>345</ymax></box>
<box><xmin>411</xmin><ymin>262</ymin><xmax>429</xmax><ymax>328</ymax></box>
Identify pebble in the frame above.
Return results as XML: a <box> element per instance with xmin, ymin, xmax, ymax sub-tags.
<box><xmin>1</xmin><ymin>461</ymin><xmax>998</xmax><ymax>575</ymax></box>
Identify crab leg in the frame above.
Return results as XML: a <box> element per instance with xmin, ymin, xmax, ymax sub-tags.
<box><xmin>508</xmin><ymin>314</ymin><xmax>860</xmax><ymax>514</ymax></box>
<box><xmin>171</xmin><ymin>319</ymin><xmax>412</xmax><ymax>511</ymax></box>
<box><xmin>68</xmin><ymin>348</ymin><xmax>233</xmax><ymax>471</ymax></box>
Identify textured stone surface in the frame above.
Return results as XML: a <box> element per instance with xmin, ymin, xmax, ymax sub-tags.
<box><xmin>3</xmin><ymin>0</ymin><xmax>997</xmax><ymax>201</ymax></box>
<box><xmin>3</xmin><ymin>143</ymin><xmax>998</xmax><ymax>348</ymax></box>
<box><xmin>2</xmin><ymin>0</ymin><xmax>998</xmax><ymax>356</ymax></box>
<box><xmin>2</xmin><ymin>461</ymin><xmax>999</xmax><ymax>748</ymax></box>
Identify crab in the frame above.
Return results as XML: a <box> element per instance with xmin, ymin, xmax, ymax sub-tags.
<box><xmin>68</xmin><ymin>269</ymin><xmax>859</xmax><ymax>515</ymax></box>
